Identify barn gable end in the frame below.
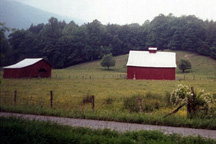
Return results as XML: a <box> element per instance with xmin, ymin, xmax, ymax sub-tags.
<box><xmin>127</xmin><ymin>48</ymin><xmax>176</xmax><ymax>80</ymax></box>
<box><xmin>3</xmin><ymin>58</ymin><xmax>52</xmax><ymax>78</ymax></box>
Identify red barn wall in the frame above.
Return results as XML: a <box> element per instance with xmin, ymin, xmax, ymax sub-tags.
<box><xmin>3</xmin><ymin>69</ymin><xmax>21</xmax><ymax>78</ymax></box>
<box><xmin>127</xmin><ymin>66</ymin><xmax>175</xmax><ymax>80</ymax></box>
<box><xmin>3</xmin><ymin>60</ymin><xmax>51</xmax><ymax>78</ymax></box>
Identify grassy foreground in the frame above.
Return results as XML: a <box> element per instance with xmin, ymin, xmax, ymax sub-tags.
<box><xmin>0</xmin><ymin>51</ymin><xmax>216</xmax><ymax>129</ymax></box>
<box><xmin>1</xmin><ymin>117</ymin><xmax>215</xmax><ymax>144</ymax></box>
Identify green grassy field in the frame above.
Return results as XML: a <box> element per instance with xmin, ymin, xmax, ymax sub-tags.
<box><xmin>0</xmin><ymin>50</ymin><xmax>216</xmax><ymax>129</ymax></box>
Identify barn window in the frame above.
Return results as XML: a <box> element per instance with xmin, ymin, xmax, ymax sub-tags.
<box><xmin>38</xmin><ymin>68</ymin><xmax>47</xmax><ymax>72</ymax></box>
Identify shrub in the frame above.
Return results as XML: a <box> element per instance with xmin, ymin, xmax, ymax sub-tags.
<box><xmin>104</xmin><ymin>97</ymin><xmax>114</xmax><ymax>105</ymax></box>
<box><xmin>123</xmin><ymin>96</ymin><xmax>140</xmax><ymax>113</ymax></box>
<box><xmin>144</xmin><ymin>104</ymin><xmax>154</xmax><ymax>112</ymax></box>
<box><xmin>213</xmin><ymin>93</ymin><xmax>216</xmax><ymax>100</ymax></box>
<box><xmin>170</xmin><ymin>84</ymin><xmax>191</xmax><ymax>105</ymax></box>
<box><xmin>154</xmin><ymin>102</ymin><xmax>160</xmax><ymax>110</ymax></box>
<box><xmin>123</xmin><ymin>94</ymin><xmax>161</xmax><ymax>113</ymax></box>
<box><xmin>165</xmin><ymin>91</ymin><xmax>172</xmax><ymax>107</ymax></box>
<box><xmin>169</xmin><ymin>84</ymin><xmax>215</xmax><ymax>118</ymax></box>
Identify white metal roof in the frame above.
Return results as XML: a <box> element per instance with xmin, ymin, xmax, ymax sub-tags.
<box><xmin>127</xmin><ymin>50</ymin><xmax>176</xmax><ymax>68</ymax></box>
<box><xmin>4</xmin><ymin>58</ymin><xmax>43</xmax><ymax>69</ymax></box>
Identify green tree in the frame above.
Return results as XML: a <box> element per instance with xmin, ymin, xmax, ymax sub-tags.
<box><xmin>0</xmin><ymin>22</ymin><xmax>10</xmax><ymax>59</ymax></box>
<box><xmin>178</xmin><ymin>59</ymin><xmax>192</xmax><ymax>73</ymax></box>
<box><xmin>86</xmin><ymin>19</ymin><xmax>105</xmax><ymax>60</ymax></box>
<box><xmin>99</xmin><ymin>45</ymin><xmax>113</xmax><ymax>58</ymax></box>
<box><xmin>4</xmin><ymin>15</ymin><xmax>216</xmax><ymax>68</ymax></box>
<box><xmin>100</xmin><ymin>54</ymin><xmax>116</xmax><ymax>70</ymax></box>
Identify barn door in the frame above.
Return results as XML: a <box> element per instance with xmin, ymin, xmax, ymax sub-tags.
<box><xmin>38</xmin><ymin>68</ymin><xmax>47</xmax><ymax>77</ymax></box>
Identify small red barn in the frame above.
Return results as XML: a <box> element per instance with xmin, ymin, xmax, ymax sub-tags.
<box><xmin>3</xmin><ymin>58</ymin><xmax>52</xmax><ymax>78</ymax></box>
<box><xmin>127</xmin><ymin>47</ymin><xmax>176</xmax><ymax>80</ymax></box>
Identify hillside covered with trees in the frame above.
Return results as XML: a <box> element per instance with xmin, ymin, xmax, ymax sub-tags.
<box><xmin>1</xmin><ymin>14</ymin><xmax>216</xmax><ymax>68</ymax></box>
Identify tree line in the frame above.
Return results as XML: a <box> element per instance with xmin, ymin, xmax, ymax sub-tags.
<box><xmin>1</xmin><ymin>14</ymin><xmax>216</xmax><ymax>68</ymax></box>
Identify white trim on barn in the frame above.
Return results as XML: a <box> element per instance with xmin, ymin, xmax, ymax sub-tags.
<box><xmin>127</xmin><ymin>50</ymin><xmax>176</xmax><ymax>68</ymax></box>
<box><xmin>4</xmin><ymin>58</ymin><xmax>43</xmax><ymax>69</ymax></box>
<box><xmin>148</xmin><ymin>47</ymin><xmax>157</xmax><ymax>51</ymax></box>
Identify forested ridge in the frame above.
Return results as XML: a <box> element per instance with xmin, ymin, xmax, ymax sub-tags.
<box><xmin>1</xmin><ymin>14</ymin><xmax>216</xmax><ymax>68</ymax></box>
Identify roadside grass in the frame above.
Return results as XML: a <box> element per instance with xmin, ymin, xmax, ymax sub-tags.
<box><xmin>1</xmin><ymin>106</ymin><xmax>216</xmax><ymax>129</ymax></box>
<box><xmin>1</xmin><ymin>117</ymin><xmax>215</xmax><ymax>144</ymax></box>
<box><xmin>0</xmin><ymin>51</ymin><xmax>216</xmax><ymax>129</ymax></box>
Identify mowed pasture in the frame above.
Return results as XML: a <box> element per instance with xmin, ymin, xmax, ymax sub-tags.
<box><xmin>0</xmin><ymin>50</ymin><xmax>216</xmax><ymax>129</ymax></box>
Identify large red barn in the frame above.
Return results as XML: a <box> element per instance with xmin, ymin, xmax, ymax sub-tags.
<box><xmin>3</xmin><ymin>58</ymin><xmax>52</xmax><ymax>78</ymax></box>
<box><xmin>127</xmin><ymin>48</ymin><xmax>176</xmax><ymax>80</ymax></box>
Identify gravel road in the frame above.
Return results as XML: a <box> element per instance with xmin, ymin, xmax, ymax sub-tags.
<box><xmin>0</xmin><ymin>112</ymin><xmax>215</xmax><ymax>139</ymax></box>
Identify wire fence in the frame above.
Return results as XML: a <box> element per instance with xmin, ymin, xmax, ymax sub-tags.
<box><xmin>1</xmin><ymin>73</ymin><xmax>215</xmax><ymax>113</ymax></box>
<box><xmin>1</xmin><ymin>88</ymin><xmax>215</xmax><ymax>115</ymax></box>
<box><xmin>176</xmin><ymin>74</ymin><xmax>216</xmax><ymax>81</ymax></box>
<box><xmin>51</xmin><ymin>74</ymin><xmax>127</xmax><ymax>80</ymax></box>
<box><xmin>49</xmin><ymin>74</ymin><xmax>216</xmax><ymax>82</ymax></box>
<box><xmin>0</xmin><ymin>90</ymin><xmax>155</xmax><ymax>112</ymax></box>
<box><xmin>0</xmin><ymin>90</ymin><xmax>97</xmax><ymax>111</ymax></box>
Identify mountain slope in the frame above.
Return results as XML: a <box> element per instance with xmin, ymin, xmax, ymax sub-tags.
<box><xmin>68</xmin><ymin>50</ymin><xmax>216</xmax><ymax>78</ymax></box>
<box><xmin>0</xmin><ymin>0</ymin><xmax>86</xmax><ymax>30</ymax></box>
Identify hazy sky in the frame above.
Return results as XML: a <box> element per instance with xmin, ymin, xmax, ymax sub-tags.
<box><xmin>13</xmin><ymin>0</ymin><xmax>216</xmax><ymax>25</ymax></box>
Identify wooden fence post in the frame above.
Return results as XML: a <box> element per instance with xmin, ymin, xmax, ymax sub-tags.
<box><xmin>91</xmin><ymin>95</ymin><xmax>95</xmax><ymax>112</ymax></box>
<box><xmin>50</xmin><ymin>91</ymin><xmax>53</xmax><ymax>108</ymax></box>
<box><xmin>191</xmin><ymin>87</ymin><xmax>196</xmax><ymax>113</ymax></box>
<box><xmin>14</xmin><ymin>90</ymin><xmax>17</xmax><ymax>105</ymax></box>
<box><xmin>187</xmin><ymin>87</ymin><xmax>196</xmax><ymax>118</ymax></box>
<box><xmin>138</xmin><ymin>97</ymin><xmax>143</xmax><ymax>112</ymax></box>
